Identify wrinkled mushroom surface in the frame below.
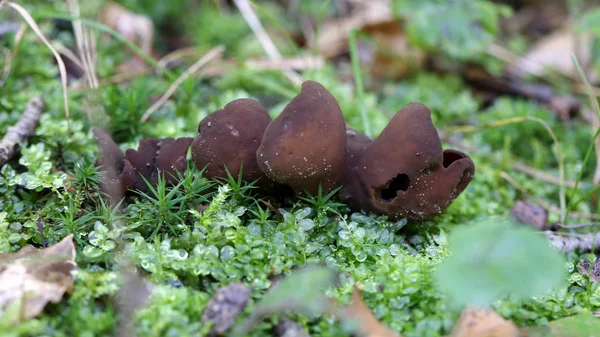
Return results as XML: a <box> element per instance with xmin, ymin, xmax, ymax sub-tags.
<box><xmin>191</xmin><ymin>98</ymin><xmax>276</xmax><ymax>189</ymax></box>
<box><xmin>256</xmin><ymin>81</ymin><xmax>346</xmax><ymax>195</ymax></box>
<box><xmin>94</xmin><ymin>127</ymin><xmax>193</xmax><ymax>193</ymax></box>
<box><xmin>94</xmin><ymin>81</ymin><xmax>475</xmax><ymax>222</ymax></box>
<box><xmin>341</xmin><ymin>103</ymin><xmax>475</xmax><ymax>220</ymax></box>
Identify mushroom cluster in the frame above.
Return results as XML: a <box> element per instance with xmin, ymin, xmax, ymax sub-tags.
<box><xmin>93</xmin><ymin>128</ymin><xmax>193</xmax><ymax>195</ymax></box>
<box><xmin>95</xmin><ymin>80</ymin><xmax>475</xmax><ymax>220</ymax></box>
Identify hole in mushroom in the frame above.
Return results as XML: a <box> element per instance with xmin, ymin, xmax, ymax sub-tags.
<box><xmin>380</xmin><ymin>173</ymin><xmax>410</xmax><ymax>201</ymax></box>
<box><xmin>442</xmin><ymin>150</ymin><xmax>466</xmax><ymax>168</ymax></box>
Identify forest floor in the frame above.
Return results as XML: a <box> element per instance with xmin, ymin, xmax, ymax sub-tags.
<box><xmin>1</xmin><ymin>1</ymin><xmax>600</xmax><ymax>336</ymax></box>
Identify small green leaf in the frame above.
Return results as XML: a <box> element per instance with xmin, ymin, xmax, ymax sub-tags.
<box><xmin>233</xmin><ymin>265</ymin><xmax>337</xmax><ymax>335</ymax></box>
<box><xmin>435</xmin><ymin>217</ymin><xmax>567</xmax><ymax>307</ymax></box>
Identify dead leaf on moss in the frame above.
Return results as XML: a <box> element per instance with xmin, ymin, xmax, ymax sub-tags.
<box><xmin>508</xmin><ymin>25</ymin><xmax>595</xmax><ymax>81</ymax></box>
<box><xmin>360</xmin><ymin>20</ymin><xmax>426</xmax><ymax>80</ymax></box>
<box><xmin>340</xmin><ymin>288</ymin><xmax>400</xmax><ymax>337</ymax></box>
<box><xmin>99</xmin><ymin>1</ymin><xmax>154</xmax><ymax>74</ymax></box>
<box><xmin>316</xmin><ymin>0</ymin><xmax>392</xmax><ymax>58</ymax></box>
<box><xmin>0</xmin><ymin>234</ymin><xmax>77</xmax><ymax>322</ymax></box>
<box><xmin>511</xmin><ymin>200</ymin><xmax>548</xmax><ymax>230</ymax></box>
<box><xmin>451</xmin><ymin>307</ymin><xmax>519</xmax><ymax>337</ymax></box>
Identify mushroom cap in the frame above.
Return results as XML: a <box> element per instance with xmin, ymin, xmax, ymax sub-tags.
<box><xmin>191</xmin><ymin>98</ymin><xmax>272</xmax><ymax>184</ymax></box>
<box><xmin>124</xmin><ymin>138</ymin><xmax>161</xmax><ymax>190</ymax></box>
<box><xmin>350</xmin><ymin>103</ymin><xmax>475</xmax><ymax>220</ymax></box>
<box><xmin>339</xmin><ymin>128</ymin><xmax>372</xmax><ymax>208</ymax></box>
<box><xmin>156</xmin><ymin>137</ymin><xmax>194</xmax><ymax>184</ymax></box>
<box><xmin>92</xmin><ymin>127</ymin><xmax>125</xmax><ymax>176</ymax></box>
<box><xmin>256</xmin><ymin>80</ymin><xmax>347</xmax><ymax>195</ymax></box>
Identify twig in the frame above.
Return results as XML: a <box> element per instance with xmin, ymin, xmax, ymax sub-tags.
<box><xmin>0</xmin><ymin>96</ymin><xmax>45</xmax><ymax>167</ymax></box>
<box><xmin>67</xmin><ymin>0</ymin><xmax>98</xmax><ymax>89</ymax></box>
<box><xmin>545</xmin><ymin>231</ymin><xmax>600</xmax><ymax>252</ymax></box>
<box><xmin>554</xmin><ymin>222</ymin><xmax>600</xmax><ymax>229</ymax></box>
<box><xmin>0</xmin><ymin>1</ymin><xmax>71</xmax><ymax>136</ymax></box>
<box><xmin>56</xmin><ymin>44</ymin><xmax>85</xmax><ymax>71</ymax></box>
<box><xmin>0</xmin><ymin>23</ymin><xmax>25</xmax><ymax>86</ymax></box>
<box><xmin>500</xmin><ymin>171</ymin><xmax>600</xmax><ymax>220</ymax></box>
<box><xmin>440</xmin><ymin>133</ymin><xmax>578</xmax><ymax>188</ymax></box>
<box><xmin>233</xmin><ymin>0</ymin><xmax>301</xmax><ymax>86</ymax></box>
<box><xmin>157</xmin><ymin>46</ymin><xmax>199</xmax><ymax>68</ymax></box>
<box><xmin>140</xmin><ymin>45</ymin><xmax>224</xmax><ymax>122</ymax></box>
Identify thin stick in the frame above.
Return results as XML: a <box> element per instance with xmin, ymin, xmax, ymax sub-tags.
<box><xmin>67</xmin><ymin>0</ymin><xmax>98</xmax><ymax>89</ymax></box>
<box><xmin>0</xmin><ymin>1</ymin><xmax>71</xmax><ymax>136</ymax></box>
<box><xmin>0</xmin><ymin>96</ymin><xmax>44</xmax><ymax>166</ymax></box>
<box><xmin>140</xmin><ymin>45</ymin><xmax>224</xmax><ymax>122</ymax></box>
<box><xmin>0</xmin><ymin>23</ymin><xmax>26</xmax><ymax>86</ymax></box>
<box><xmin>500</xmin><ymin>171</ymin><xmax>556</xmax><ymax>211</ymax></box>
<box><xmin>233</xmin><ymin>0</ymin><xmax>301</xmax><ymax>86</ymax></box>
<box><xmin>500</xmin><ymin>171</ymin><xmax>600</xmax><ymax>220</ymax></box>
<box><xmin>56</xmin><ymin>44</ymin><xmax>85</xmax><ymax>70</ymax></box>
<box><xmin>349</xmin><ymin>29</ymin><xmax>371</xmax><ymax>138</ymax></box>
<box><xmin>546</xmin><ymin>231</ymin><xmax>600</xmax><ymax>252</ymax></box>
<box><xmin>448</xmin><ymin>117</ymin><xmax>566</xmax><ymax>222</ymax></box>
<box><xmin>158</xmin><ymin>46</ymin><xmax>199</xmax><ymax>68</ymax></box>
<box><xmin>440</xmin><ymin>134</ymin><xmax>577</xmax><ymax>188</ymax></box>
<box><xmin>554</xmin><ymin>222</ymin><xmax>600</xmax><ymax>229</ymax></box>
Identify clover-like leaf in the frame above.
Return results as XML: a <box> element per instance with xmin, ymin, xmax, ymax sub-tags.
<box><xmin>435</xmin><ymin>217</ymin><xmax>567</xmax><ymax>308</ymax></box>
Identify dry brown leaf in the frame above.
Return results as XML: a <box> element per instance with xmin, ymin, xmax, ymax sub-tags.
<box><xmin>451</xmin><ymin>308</ymin><xmax>519</xmax><ymax>337</ymax></box>
<box><xmin>361</xmin><ymin>20</ymin><xmax>426</xmax><ymax>80</ymax></box>
<box><xmin>316</xmin><ymin>0</ymin><xmax>392</xmax><ymax>58</ymax></box>
<box><xmin>508</xmin><ymin>25</ymin><xmax>595</xmax><ymax>81</ymax></box>
<box><xmin>0</xmin><ymin>234</ymin><xmax>77</xmax><ymax>321</ymax></box>
<box><xmin>99</xmin><ymin>1</ymin><xmax>154</xmax><ymax>74</ymax></box>
<box><xmin>99</xmin><ymin>2</ymin><xmax>154</xmax><ymax>55</ymax></box>
<box><xmin>340</xmin><ymin>289</ymin><xmax>401</xmax><ymax>337</ymax></box>
<box><xmin>510</xmin><ymin>200</ymin><xmax>549</xmax><ymax>230</ymax></box>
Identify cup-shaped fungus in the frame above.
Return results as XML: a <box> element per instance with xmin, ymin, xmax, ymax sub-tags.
<box><xmin>93</xmin><ymin>127</ymin><xmax>193</xmax><ymax>193</ymax></box>
<box><xmin>124</xmin><ymin>137</ymin><xmax>193</xmax><ymax>191</ymax></box>
<box><xmin>256</xmin><ymin>81</ymin><xmax>346</xmax><ymax>195</ymax></box>
<box><xmin>191</xmin><ymin>98</ymin><xmax>276</xmax><ymax>189</ymax></box>
<box><xmin>341</xmin><ymin>103</ymin><xmax>475</xmax><ymax>220</ymax></box>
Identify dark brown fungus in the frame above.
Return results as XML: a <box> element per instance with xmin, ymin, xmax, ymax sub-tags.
<box><xmin>256</xmin><ymin>80</ymin><xmax>346</xmax><ymax>195</ymax></box>
<box><xmin>191</xmin><ymin>98</ymin><xmax>276</xmax><ymax>189</ymax></box>
<box><xmin>341</xmin><ymin>103</ymin><xmax>475</xmax><ymax>220</ymax></box>
<box><xmin>124</xmin><ymin>137</ymin><xmax>193</xmax><ymax>191</ymax></box>
<box><xmin>155</xmin><ymin>137</ymin><xmax>194</xmax><ymax>185</ymax></box>
<box><xmin>93</xmin><ymin>127</ymin><xmax>127</xmax><ymax>197</ymax></box>
<box><xmin>93</xmin><ymin>127</ymin><xmax>193</xmax><ymax>193</ymax></box>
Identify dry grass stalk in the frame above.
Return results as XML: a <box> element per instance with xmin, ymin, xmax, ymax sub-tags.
<box><xmin>0</xmin><ymin>23</ymin><xmax>25</xmax><ymax>86</ymax></box>
<box><xmin>0</xmin><ymin>0</ymin><xmax>71</xmax><ymax>135</ymax></box>
<box><xmin>233</xmin><ymin>0</ymin><xmax>302</xmax><ymax>86</ymax></box>
<box><xmin>140</xmin><ymin>45</ymin><xmax>225</xmax><ymax>122</ymax></box>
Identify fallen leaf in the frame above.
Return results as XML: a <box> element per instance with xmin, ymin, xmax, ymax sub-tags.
<box><xmin>360</xmin><ymin>20</ymin><xmax>426</xmax><ymax>80</ymax></box>
<box><xmin>451</xmin><ymin>307</ymin><xmax>519</xmax><ymax>337</ymax></box>
<box><xmin>202</xmin><ymin>282</ymin><xmax>251</xmax><ymax>336</ymax></box>
<box><xmin>0</xmin><ymin>234</ymin><xmax>77</xmax><ymax>322</ymax></box>
<box><xmin>510</xmin><ymin>200</ymin><xmax>548</xmax><ymax>230</ymax></box>
<box><xmin>508</xmin><ymin>25</ymin><xmax>595</xmax><ymax>81</ymax></box>
<box><xmin>316</xmin><ymin>0</ymin><xmax>392</xmax><ymax>58</ymax></box>
<box><xmin>339</xmin><ymin>289</ymin><xmax>400</xmax><ymax>337</ymax></box>
<box><xmin>99</xmin><ymin>1</ymin><xmax>154</xmax><ymax>74</ymax></box>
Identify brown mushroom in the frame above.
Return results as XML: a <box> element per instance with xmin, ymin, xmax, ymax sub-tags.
<box><xmin>341</xmin><ymin>103</ymin><xmax>475</xmax><ymax>220</ymax></box>
<box><xmin>191</xmin><ymin>98</ymin><xmax>276</xmax><ymax>189</ymax></box>
<box><xmin>93</xmin><ymin>127</ymin><xmax>193</xmax><ymax>193</ymax></box>
<box><xmin>124</xmin><ymin>137</ymin><xmax>193</xmax><ymax>191</ymax></box>
<box><xmin>256</xmin><ymin>81</ymin><xmax>346</xmax><ymax>195</ymax></box>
